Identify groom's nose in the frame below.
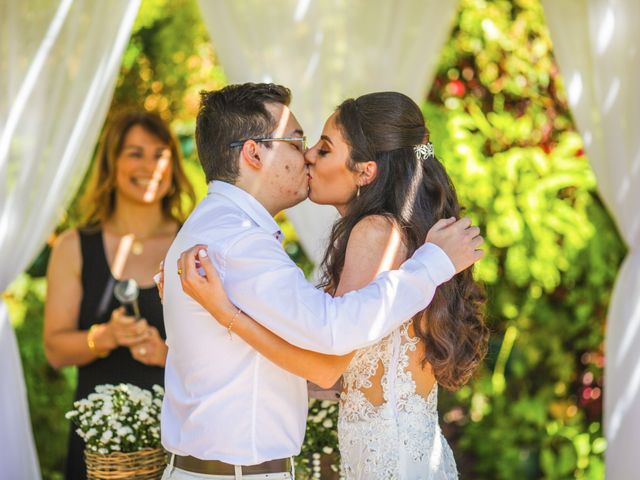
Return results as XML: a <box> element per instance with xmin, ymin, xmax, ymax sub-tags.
<box><xmin>303</xmin><ymin>149</ymin><xmax>314</xmax><ymax>165</ymax></box>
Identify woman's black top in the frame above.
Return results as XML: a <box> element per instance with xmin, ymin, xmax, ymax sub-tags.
<box><xmin>66</xmin><ymin>229</ymin><xmax>166</xmax><ymax>480</ymax></box>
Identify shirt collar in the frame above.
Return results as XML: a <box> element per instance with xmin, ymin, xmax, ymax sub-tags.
<box><xmin>207</xmin><ymin>181</ymin><xmax>285</xmax><ymax>242</ymax></box>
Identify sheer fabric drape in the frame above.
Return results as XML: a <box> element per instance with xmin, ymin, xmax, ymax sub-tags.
<box><xmin>542</xmin><ymin>1</ymin><xmax>640</xmax><ymax>478</ymax></box>
<box><xmin>198</xmin><ymin>0</ymin><xmax>459</xmax><ymax>265</ymax></box>
<box><xmin>0</xmin><ymin>1</ymin><xmax>140</xmax><ymax>477</ymax></box>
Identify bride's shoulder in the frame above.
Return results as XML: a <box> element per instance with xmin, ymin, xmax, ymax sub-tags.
<box><xmin>338</xmin><ymin>215</ymin><xmax>408</xmax><ymax>287</ymax></box>
<box><xmin>351</xmin><ymin>214</ymin><xmax>403</xmax><ymax>241</ymax></box>
<box><xmin>348</xmin><ymin>215</ymin><xmax>407</xmax><ymax>256</ymax></box>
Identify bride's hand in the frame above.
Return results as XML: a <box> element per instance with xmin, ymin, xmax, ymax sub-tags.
<box><xmin>153</xmin><ymin>260</ymin><xmax>164</xmax><ymax>302</ymax></box>
<box><xmin>177</xmin><ymin>245</ymin><xmax>235</xmax><ymax>322</ymax></box>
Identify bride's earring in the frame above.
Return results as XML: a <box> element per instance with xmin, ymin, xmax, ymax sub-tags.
<box><xmin>356</xmin><ymin>185</ymin><xmax>361</xmax><ymax>198</ymax></box>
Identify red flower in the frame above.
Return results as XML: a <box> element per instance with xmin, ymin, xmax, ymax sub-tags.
<box><xmin>447</xmin><ymin>80</ymin><xmax>466</xmax><ymax>97</ymax></box>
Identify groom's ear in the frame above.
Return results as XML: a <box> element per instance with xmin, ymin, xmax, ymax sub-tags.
<box><xmin>359</xmin><ymin>161</ymin><xmax>378</xmax><ymax>186</ymax></box>
<box><xmin>240</xmin><ymin>140</ymin><xmax>263</xmax><ymax>171</ymax></box>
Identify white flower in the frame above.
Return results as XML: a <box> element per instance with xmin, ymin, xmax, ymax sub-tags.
<box><xmin>69</xmin><ymin>383</ymin><xmax>163</xmax><ymax>454</ymax></box>
<box><xmin>100</xmin><ymin>430</ymin><xmax>113</xmax><ymax>443</ymax></box>
<box><xmin>322</xmin><ymin>419</ymin><xmax>333</xmax><ymax>428</ymax></box>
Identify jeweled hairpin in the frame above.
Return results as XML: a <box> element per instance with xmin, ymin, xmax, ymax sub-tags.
<box><xmin>414</xmin><ymin>142</ymin><xmax>434</xmax><ymax>160</ymax></box>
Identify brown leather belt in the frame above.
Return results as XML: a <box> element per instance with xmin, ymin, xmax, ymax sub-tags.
<box><xmin>174</xmin><ymin>455</ymin><xmax>291</xmax><ymax>475</ymax></box>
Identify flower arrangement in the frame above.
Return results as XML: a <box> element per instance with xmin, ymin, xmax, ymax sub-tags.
<box><xmin>66</xmin><ymin>383</ymin><xmax>164</xmax><ymax>454</ymax></box>
<box><xmin>296</xmin><ymin>399</ymin><xmax>342</xmax><ymax>479</ymax></box>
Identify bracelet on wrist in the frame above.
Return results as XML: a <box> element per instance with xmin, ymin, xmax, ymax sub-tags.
<box><xmin>87</xmin><ymin>324</ymin><xmax>110</xmax><ymax>358</ymax></box>
<box><xmin>227</xmin><ymin>307</ymin><xmax>242</xmax><ymax>339</ymax></box>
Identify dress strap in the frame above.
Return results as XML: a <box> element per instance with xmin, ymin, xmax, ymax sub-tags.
<box><xmin>78</xmin><ymin>228</ymin><xmax>115</xmax><ymax>321</ymax></box>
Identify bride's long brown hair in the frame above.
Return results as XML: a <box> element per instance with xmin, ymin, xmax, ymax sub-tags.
<box><xmin>319</xmin><ymin>92</ymin><xmax>489</xmax><ymax>391</ymax></box>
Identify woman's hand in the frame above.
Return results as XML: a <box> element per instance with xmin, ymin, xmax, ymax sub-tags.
<box><xmin>129</xmin><ymin>326</ymin><xmax>167</xmax><ymax>367</ymax></box>
<box><xmin>178</xmin><ymin>245</ymin><xmax>235</xmax><ymax>322</ymax></box>
<box><xmin>108</xmin><ymin>307</ymin><xmax>150</xmax><ymax>347</ymax></box>
<box><xmin>154</xmin><ymin>260</ymin><xmax>164</xmax><ymax>302</ymax></box>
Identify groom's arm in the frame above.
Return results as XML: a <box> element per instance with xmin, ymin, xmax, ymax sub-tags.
<box><xmin>218</xmin><ymin>230</ymin><xmax>455</xmax><ymax>356</ymax></box>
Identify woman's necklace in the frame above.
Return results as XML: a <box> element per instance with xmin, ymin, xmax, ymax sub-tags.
<box><xmin>131</xmin><ymin>237</ymin><xmax>145</xmax><ymax>256</ymax></box>
<box><xmin>130</xmin><ymin>229</ymin><xmax>165</xmax><ymax>256</ymax></box>
<box><xmin>112</xmin><ymin>224</ymin><xmax>163</xmax><ymax>256</ymax></box>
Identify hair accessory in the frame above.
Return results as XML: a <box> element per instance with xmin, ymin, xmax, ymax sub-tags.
<box><xmin>414</xmin><ymin>142</ymin><xmax>434</xmax><ymax>160</ymax></box>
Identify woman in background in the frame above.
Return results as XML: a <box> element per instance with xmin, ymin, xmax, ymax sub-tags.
<box><xmin>44</xmin><ymin>111</ymin><xmax>195</xmax><ymax>479</ymax></box>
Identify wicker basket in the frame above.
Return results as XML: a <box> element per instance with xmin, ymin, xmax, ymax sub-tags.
<box><xmin>85</xmin><ymin>447</ymin><xmax>167</xmax><ymax>479</ymax></box>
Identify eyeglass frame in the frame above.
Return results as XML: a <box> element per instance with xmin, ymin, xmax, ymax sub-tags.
<box><xmin>229</xmin><ymin>136</ymin><xmax>307</xmax><ymax>152</ymax></box>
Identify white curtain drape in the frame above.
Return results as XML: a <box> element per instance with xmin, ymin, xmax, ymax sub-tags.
<box><xmin>542</xmin><ymin>1</ymin><xmax>640</xmax><ymax>478</ymax></box>
<box><xmin>198</xmin><ymin>0</ymin><xmax>459</xmax><ymax>265</ymax></box>
<box><xmin>0</xmin><ymin>1</ymin><xmax>140</xmax><ymax>477</ymax></box>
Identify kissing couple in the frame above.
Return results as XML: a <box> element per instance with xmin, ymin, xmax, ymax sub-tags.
<box><xmin>158</xmin><ymin>83</ymin><xmax>489</xmax><ymax>480</ymax></box>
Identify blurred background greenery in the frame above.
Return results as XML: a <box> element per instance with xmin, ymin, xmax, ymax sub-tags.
<box><xmin>6</xmin><ymin>0</ymin><xmax>625</xmax><ymax>478</ymax></box>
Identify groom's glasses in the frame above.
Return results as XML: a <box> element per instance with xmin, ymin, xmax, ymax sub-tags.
<box><xmin>229</xmin><ymin>136</ymin><xmax>307</xmax><ymax>153</ymax></box>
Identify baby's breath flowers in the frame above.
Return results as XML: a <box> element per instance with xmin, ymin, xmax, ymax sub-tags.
<box><xmin>66</xmin><ymin>384</ymin><xmax>163</xmax><ymax>454</ymax></box>
<box><xmin>296</xmin><ymin>399</ymin><xmax>342</xmax><ymax>477</ymax></box>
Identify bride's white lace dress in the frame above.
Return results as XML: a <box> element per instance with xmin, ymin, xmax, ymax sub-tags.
<box><xmin>338</xmin><ymin>323</ymin><xmax>458</xmax><ymax>479</ymax></box>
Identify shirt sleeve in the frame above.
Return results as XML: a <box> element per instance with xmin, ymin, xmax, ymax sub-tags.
<box><xmin>218</xmin><ymin>230</ymin><xmax>455</xmax><ymax>355</ymax></box>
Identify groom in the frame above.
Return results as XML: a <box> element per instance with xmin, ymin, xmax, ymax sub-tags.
<box><xmin>160</xmin><ymin>83</ymin><xmax>483</xmax><ymax>479</ymax></box>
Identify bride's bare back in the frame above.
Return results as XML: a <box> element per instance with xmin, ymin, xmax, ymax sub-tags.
<box><xmin>336</xmin><ymin>216</ymin><xmax>458</xmax><ymax>479</ymax></box>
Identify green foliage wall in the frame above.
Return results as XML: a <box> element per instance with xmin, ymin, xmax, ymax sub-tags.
<box><xmin>11</xmin><ymin>0</ymin><xmax>626</xmax><ymax>479</ymax></box>
<box><xmin>424</xmin><ymin>1</ymin><xmax>624</xmax><ymax>478</ymax></box>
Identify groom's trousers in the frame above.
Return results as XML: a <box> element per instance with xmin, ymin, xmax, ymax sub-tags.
<box><xmin>161</xmin><ymin>453</ymin><xmax>294</xmax><ymax>480</ymax></box>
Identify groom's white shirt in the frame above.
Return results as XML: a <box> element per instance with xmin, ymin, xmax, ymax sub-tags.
<box><xmin>161</xmin><ymin>181</ymin><xmax>455</xmax><ymax>465</ymax></box>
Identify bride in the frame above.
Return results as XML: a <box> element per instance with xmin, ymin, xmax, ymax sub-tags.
<box><xmin>177</xmin><ymin>92</ymin><xmax>489</xmax><ymax>479</ymax></box>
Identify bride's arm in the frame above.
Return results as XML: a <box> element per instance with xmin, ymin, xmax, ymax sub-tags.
<box><xmin>179</xmin><ymin>215</ymin><xmax>407</xmax><ymax>388</ymax></box>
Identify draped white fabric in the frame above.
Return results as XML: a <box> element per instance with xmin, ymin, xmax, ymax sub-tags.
<box><xmin>0</xmin><ymin>1</ymin><xmax>140</xmax><ymax>477</ymax></box>
<box><xmin>198</xmin><ymin>0</ymin><xmax>460</xmax><ymax>265</ymax></box>
<box><xmin>542</xmin><ymin>1</ymin><xmax>640</xmax><ymax>478</ymax></box>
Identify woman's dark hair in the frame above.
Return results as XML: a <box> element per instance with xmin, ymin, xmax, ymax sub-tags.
<box><xmin>320</xmin><ymin>91</ymin><xmax>489</xmax><ymax>391</ymax></box>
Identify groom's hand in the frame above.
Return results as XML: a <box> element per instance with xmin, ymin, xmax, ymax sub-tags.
<box><xmin>426</xmin><ymin>217</ymin><xmax>484</xmax><ymax>274</ymax></box>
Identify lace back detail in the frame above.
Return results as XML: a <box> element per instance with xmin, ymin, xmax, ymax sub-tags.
<box><xmin>340</xmin><ymin>323</ymin><xmax>436</xmax><ymax>420</ymax></box>
<box><xmin>338</xmin><ymin>323</ymin><xmax>458</xmax><ymax>479</ymax></box>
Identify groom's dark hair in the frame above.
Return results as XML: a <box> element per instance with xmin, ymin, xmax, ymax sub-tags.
<box><xmin>195</xmin><ymin>83</ymin><xmax>292</xmax><ymax>183</ymax></box>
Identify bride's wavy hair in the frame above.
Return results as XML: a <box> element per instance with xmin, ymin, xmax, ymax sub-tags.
<box><xmin>319</xmin><ymin>92</ymin><xmax>489</xmax><ymax>391</ymax></box>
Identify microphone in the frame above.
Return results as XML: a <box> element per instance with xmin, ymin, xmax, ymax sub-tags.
<box><xmin>114</xmin><ymin>279</ymin><xmax>141</xmax><ymax>320</ymax></box>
